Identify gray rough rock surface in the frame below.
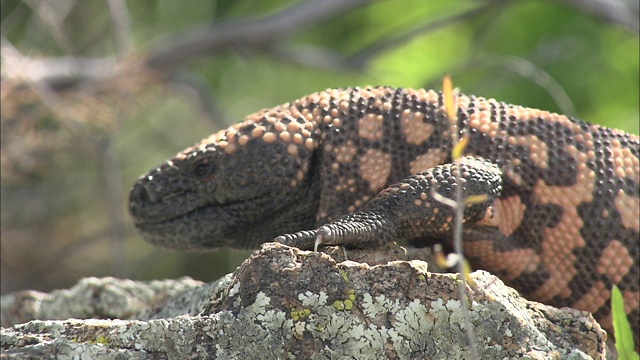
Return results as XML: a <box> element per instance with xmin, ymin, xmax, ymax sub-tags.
<box><xmin>1</xmin><ymin>277</ymin><xmax>204</xmax><ymax>327</ymax></box>
<box><xmin>1</xmin><ymin>243</ymin><xmax>607</xmax><ymax>359</ymax></box>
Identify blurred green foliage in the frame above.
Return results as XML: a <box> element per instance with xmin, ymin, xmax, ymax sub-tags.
<box><xmin>1</xmin><ymin>0</ymin><xmax>637</xmax><ymax>294</ymax></box>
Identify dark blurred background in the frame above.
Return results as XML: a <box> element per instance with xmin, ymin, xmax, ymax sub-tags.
<box><xmin>1</xmin><ymin>0</ymin><xmax>638</xmax><ymax>295</ymax></box>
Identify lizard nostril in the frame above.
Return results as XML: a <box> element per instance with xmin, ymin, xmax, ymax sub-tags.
<box><xmin>129</xmin><ymin>182</ymin><xmax>147</xmax><ymax>204</ymax></box>
<box><xmin>129</xmin><ymin>181</ymin><xmax>156</xmax><ymax>204</ymax></box>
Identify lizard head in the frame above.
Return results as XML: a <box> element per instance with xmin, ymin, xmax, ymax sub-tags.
<box><xmin>129</xmin><ymin>114</ymin><xmax>321</xmax><ymax>250</ymax></box>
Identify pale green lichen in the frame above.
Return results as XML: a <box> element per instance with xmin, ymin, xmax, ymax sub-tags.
<box><xmin>293</xmin><ymin>321</ymin><xmax>305</xmax><ymax>339</ymax></box>
<box><xmin>291</xmin><ymin>288</ymin><xmax>477</xmax><ymax>358</ymax></box>
<box><xmin>2</xmin><ymin>269</ymin><xmax>602</xmax><ymax>359</ymax></box>
<box><xmin>343</xmin><ymin>299</ymin><xmax>353</xmax><ymax>310</ymax></box>
<box><xmin>290</xmin><ymin>308</ymin><xmax>311</xmax><ymax>321</ymax></box>
<box><xmin>298</xmin><ymin>290</ymin><xmax>328</xmax><ymax>307</ymax></box>
<box><xmin>228</xmin><ymin>282</ymin><xmax>241</xmax><ymax>297</ymax></box>
<box><xmin>207</xmin><ymin>290</ymin><xmax>295</xmax><ymax>359</ymax></box>
<box><xmin>330</xmin><ymin>289</ymin><xmax>356</xmax><ymax>311</ymax></box>
<box><xmin>445</xmin><ymin>299</ymin><xmax>468</xmax><ymax>330</ymax></box>
<box><xmin>361</xmin><ymin>293</ymin><xmax>402</xmax><ymax>318</ymax></box>
<box><xmin>393</xmin><ymin>299</ymin><xmax>431</xmax><ymax>342</ymax></box>
<box><xmin>93</xmin><ymin>335</ymin><xmax>109</xmax><ymax>345</ymax></box>
<box><xmin>339</xmin><ymin>270</ymin><xmax>349</xmax><ymax>283</ymax></box>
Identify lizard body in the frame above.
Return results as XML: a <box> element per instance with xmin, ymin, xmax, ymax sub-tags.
<box><xmin>129</xmin><ymin>86</ymin><xmax>639</xmax><ymax>347</ymax></box>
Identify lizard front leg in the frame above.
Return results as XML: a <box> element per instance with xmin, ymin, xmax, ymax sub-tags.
<box><xmin>276</xmin><ymin>157</ymin><xmax>502</xmax><ymax>250</ymax></box>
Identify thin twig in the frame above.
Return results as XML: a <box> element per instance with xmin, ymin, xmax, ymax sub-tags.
<box><xmin>1</xmin><ymin>38</ymin><xmax>64</xmax><ymax>111</ymax></box>
<box><xmin>168</xmin><ymin>71</ymin><xmax>229</xmax><ymax>127</ymax></box>
<box><xmin>442</xmin><ymin>55</ymin><xmax>577</xmax><ymax>117</ymax></box>
<box><xmin>267</xmin><ymin>43</ymin><xmax>363</xmax><ymax>72</ymax></box>
<box><xmin>347</xmin><ymin>0</ymin><xmax>504</xmax><ymax>67</ymax></box>
<box><xmin>442</xmin><ymin>75</ymin><xmax>479</xmax><ymax>358</ymax></box>
<box><xmin>553</xmin><ymin>0</ymin><xmax>639</xmax><ymax>33</ymax></box>
<box><xmin>145</xmin><ymin>0</ymin><xmax>369</xmax><ymax>71</ymax></box>
<box><xmin>107</xmin><ymin>0</ymin><xmax>132</xmax><ymax>55</ymax></box>
<box><xmin>22</xmin><ymin>0</ymin><xmax>78</xmax><ymax>55</ymax></box>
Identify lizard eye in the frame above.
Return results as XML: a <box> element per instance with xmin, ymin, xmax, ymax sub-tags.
<box><xmin>191</xmin><ymin>159</ymin><xmax>215</xmax><ymax>181</ymax></box>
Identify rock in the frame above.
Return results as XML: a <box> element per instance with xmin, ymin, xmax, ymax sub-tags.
<box><xmin>1</xmin><ymin>277</ymin><xmax>204</xmax><ymax>327</ymax></box>
<box><xmin>1</xmin><ymin>243</ymin><xmax>607</xmax><ymax>359</ymax></box>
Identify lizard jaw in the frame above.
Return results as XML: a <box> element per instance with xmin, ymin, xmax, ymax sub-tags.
<box><xmin>132</xmin><ymin>202</ymin><xmax>248</xmax><ymax>250</ymax></box>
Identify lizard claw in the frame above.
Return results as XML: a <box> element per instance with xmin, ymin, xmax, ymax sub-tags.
<box><xmin>314</xmin><ymin>227</ymin><xmax>328</xmax><ymax>252</ymax></box>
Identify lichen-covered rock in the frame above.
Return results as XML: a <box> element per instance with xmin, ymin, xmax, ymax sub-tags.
<box><xmin>1</xmin><ymin>277</ymin><xmax>204</xmax><ymax>327</ymax></box>
<box><xmin>1</xmin><ymin>243</ymin><xmax>607</xmax><ymax>359</ymax></box>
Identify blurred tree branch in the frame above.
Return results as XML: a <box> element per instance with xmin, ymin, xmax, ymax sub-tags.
<box><xmin>3</xmin><ymin>0</ymin><xmax>369</xmax><ymax>92</ymax></box>
<box><xmin>1</xmin><ymin>0</ymin><xmax>371</xmax><ymax>134</ymax></box>
<box><xmin>2</xmin><ymin>0</ymin><xmax>636</xmax><ymax>99</ymax></box>
<box><xmin>145</xmin><ymin>0</ymin><xmax>369</xmax><ymax>71</ymax></box>
<box><xmin>553</xmin><ymin>0</ymin><xmax>639</xmax><ymax>33</ymax></box>
<box><xmin>106</xmin><ymin>0</ymin><xmax>131</xmax><ymax>55</ymax></box>
<box><xmin>348</xmin><ymin>0</ymin><xmax>505</xmax><ymax>68</ymax></box>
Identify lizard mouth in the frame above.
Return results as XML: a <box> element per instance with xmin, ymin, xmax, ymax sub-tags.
<box><xmin>128</xmin><ymin>172</ymin><xmax>267</xmax><ymax>224</ymax></box>
<box><xmin>132</xmin><ymin>193</ymin><xmax>252</xmax><ymax>225</ymax></box>
<box><xmin>132</xmin><ymin>204</ymin><xmax>237</xmax><ymax>250</ymax></box>
<box><xmin>130</xmin><ymin>189</ymin><xmax>270</xmax><ymax>250</ymax></box>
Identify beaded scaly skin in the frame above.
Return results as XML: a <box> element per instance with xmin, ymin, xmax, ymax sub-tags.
<box><xmin>129</xmin><ymin>87</ymin><xmax>639</xmax><ymax>347</ymax></box>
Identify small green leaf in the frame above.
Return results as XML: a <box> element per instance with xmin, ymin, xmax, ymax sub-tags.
<box><xmin>611</xmin><ymin>285</ymin><xmax>639</xmax><ymax>360</ymax></box>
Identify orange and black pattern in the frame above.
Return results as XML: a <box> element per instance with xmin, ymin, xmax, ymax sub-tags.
<box><xmin>129</xmin><ymin>87</ymin><xmax>639</xmax><ymax>347</ymax></box>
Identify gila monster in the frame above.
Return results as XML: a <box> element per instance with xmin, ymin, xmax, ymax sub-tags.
<box><xmin>129</xmin><ymin>86</ymin><xmax>639</xmax><ymax>348</ymax></box>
